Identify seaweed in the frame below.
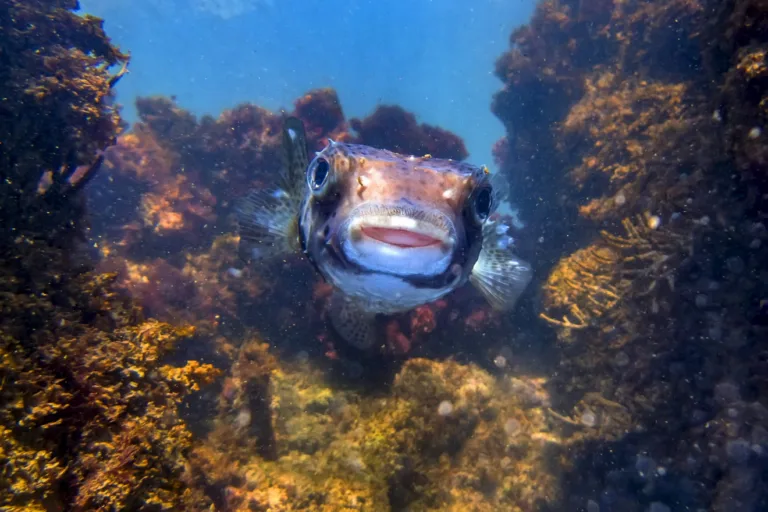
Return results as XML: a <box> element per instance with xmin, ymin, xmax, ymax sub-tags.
<box><xmin>492</xmin><ymin>0</ymin><xmax>768</xmax><ymax>509</ymax></box>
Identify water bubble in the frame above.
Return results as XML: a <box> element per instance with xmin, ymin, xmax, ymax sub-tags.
<box><xmin>495</xmin><ymin>223</ymin><xmax>510</xmax><ymax>235</ymax></box>
<box><xmin>438</xmin><ymin>400</ymin><xmax>454</xmax><ymax>416</ymax></box>
<box><xmin>712</xmin><ymin>110</ymin><xmax>722</xmax><ymax>122</ymax></box>
<box><xmin>587</xmin><ymin>499</ymin><xmax>600</xmax><ymax>512</ymax></box>
<box><xmin>615</xmin><ymin>192</ymin><xmax>626</xmax><ymax>205</ymax></box>
<box><xmin>227</xmin><ymin>267</ymin><xmax>243</xmax><ymax>278</ymax></box>
<box><xmin>493</xmin><ymin>355</ymin><xmax>507</xmax><ymax>368</ymax></box>
<box><xmin>504</xmin><ymin>418</ymin><xmax>521</xmax><ymax>437</ymax></box>
<box><xmin>748</xmin><ymin>127</ymin><xmax>762</xmax><ymax>139</ymax></box>
<box><xmin>581</xmin><ymin>410</ymin><xmax>597</xmax><ymax>427</ymax></box>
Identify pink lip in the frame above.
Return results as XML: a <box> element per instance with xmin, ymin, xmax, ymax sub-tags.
<box><xmin>361</xmin><ymin>226</ymin><xmax>442</xmax><ymax>248</ymax></box>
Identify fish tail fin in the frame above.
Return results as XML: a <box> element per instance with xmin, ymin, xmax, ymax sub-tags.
<box><xmin>470</xmin><ymin>219</ymin><xmax>532</xmax><ymax>310</ymax></box>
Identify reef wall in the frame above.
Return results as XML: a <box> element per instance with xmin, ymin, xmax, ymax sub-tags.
<box><xmin>89</xmin><ymin>88</ymin><xmax>513</xmax><ymax>364</ymax></box>
<box><xmin>492</xmin><ymin>0</ymin><xmax>768</xmax><ymax>510</ymax></box>
<box><xmin>4</xmin><ymin>0</ymin><xmax>768</xmax><ymax>510</ymax></box>
<box><xmin>0</xmin><ymin>1</ymin><xmax>219</xmax><ymax>509</ymax></box>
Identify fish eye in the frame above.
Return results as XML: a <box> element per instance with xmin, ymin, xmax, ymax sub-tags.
<box><xmin>309</xmin><ymin>157</ymin><xmax>331</xmax><ymax>191</ymax></box>
<box><xmin>473</xmin><ymin>187</ymin><xmax>493</xmax><ymax>223</ymax></box>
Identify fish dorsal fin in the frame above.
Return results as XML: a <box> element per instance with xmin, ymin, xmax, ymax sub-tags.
<box><xmin>235</xmin><ymin>117</ymin><xmax>309</xmax><ymax>263</ymax></box>
<box><xmin>280</xmin><ymin>116</ymin><xmax>310</xmax><ymax>198</ymax></box>
<box><xmin>470</xmin><ymin>219</ymin><xmax>532</xmax><ymax>310</ymax></box>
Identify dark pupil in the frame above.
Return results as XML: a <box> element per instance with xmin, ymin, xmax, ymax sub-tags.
<box><xmin>475</xmin><ymin>188</ymin><xmax>492</xmax><ymax>219</ymax></box>
<box><xmin>313</xmin><ymin>159</ymin><xmax>330</xmax><ymax>189</ymax></box>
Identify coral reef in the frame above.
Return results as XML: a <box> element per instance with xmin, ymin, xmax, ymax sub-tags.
<box><xmin>492</xmin><ymin>0</ymin><xmax>768</xmax><ymax>509</ymax></box>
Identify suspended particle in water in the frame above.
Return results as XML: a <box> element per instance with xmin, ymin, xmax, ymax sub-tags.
<box><xmin>581</xmin><ymin>410</ymin><xmax>597</xmax><ymax>427</ymax></box>
<box><xmin>295</xmin><ymin>350</ymin><xmax>309</xmax><ymax>364</ymax></box>
<box><xmin>227</xmin><ymin>267</ymin><xmax>243</xmax><ymax>278</ymax></box>
<box><xmin>496</xmin><ymin>236</ymin><xmax>513</xmax><ymax>250</ymax></box>
<box><xmin>695</xmin><ymin>294</ymin><xmax>708</xmax><ymax>308</ymax></box>
<box><xmin>726</xmin><ymin>439</ymin><xmax>752</xmax><ymax>464</ymax></box>
<box><xmin>234</xmin><ymin>409</ymin><xmax>251</xmax><ymax>429</ymax></box>
<box><xmin>648</xmin><ymin>502</ymin><xmax>671</xmax><ymax>512</ymax></box>
<box><xmin>714</xmin><ymin>381</ymin><xmax>741</xmax><ymax>405</ymax></box>
<box><xmin>613</xmin><ymin>351</ymin><xmax>630</xmax><ymax>367</ymax></box>
<box><xmin>748</xmin><ymin>127</ymin><xmax>762</xmax><ymax>139</ymax></box>
<box><xmin>494</xmin><ymin>354</ymin><xmax>507</xmax><ymax>368</ymax></box>
<box><xmin>647</xmin><ymin>215</ymin><xmax>661</xmax><ymax>230</ymax></box>
<box><xmin>614</xmin><ymin>192</ymin><xmax>626</xmax><ymax>206</ymax></box>
<box><xmin>726</xmin><ymin>256</ymin><xmax>745</xmax><ymax>274</ymax></box>
<box><xmin>495</xmin><ymin>223</ymin><xmax>510</xmax><ymax>235</ymax></box>
<box><xmin>437</xmin><ymin>400</ymin><xmax>454</xmax><ymax>416</ymax></box>
<box><xmin>504</xmin><ymin>418</ymin><xmax>521</xmax><ymax>437</ymax></box>
<box><xmin>635</xmin><ymin>454</ymin><xmax>657</xmax><ymax>478</ymax></box>
<box><xmin>587</xmin><ymin>500</ymin><xmax>600</xmax><ymax>512</ymax></box>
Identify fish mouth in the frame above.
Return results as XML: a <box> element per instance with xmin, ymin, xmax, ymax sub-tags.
<box><xmin>361</xmin><ymin>226</ymin><xmax>441</xmax><ymax>248</ymax></box>
<box><xmin>358</xmin><ymin>221</ymin><xmax>448</xmax><ymax>249</ymax></box>
<box><xmin>351</xmin><ymin>215</ymin><xmax>454</xmax><ymax>250</ymax></box>
<box><xmin>340</xmin><ymin>206</ymin><xmax>457</xmax><ymax>277</ymax></box>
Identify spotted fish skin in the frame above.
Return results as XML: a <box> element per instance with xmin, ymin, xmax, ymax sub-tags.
<box><xmin>237</xmin><ymin>117</ymin><xmax>532</xmax><ymax>349</ymax></box>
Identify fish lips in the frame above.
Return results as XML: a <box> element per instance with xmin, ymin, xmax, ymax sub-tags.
<box><xmin>337</xmin><ymin>204</ymin><xmax>457</xmax><ymax>277</ymax></box>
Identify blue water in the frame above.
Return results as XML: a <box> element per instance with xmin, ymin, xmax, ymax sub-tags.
<box><xmin>79</xmin><ymin>0</ymin><xmax>535</xmax><ymax>167</ymax></box>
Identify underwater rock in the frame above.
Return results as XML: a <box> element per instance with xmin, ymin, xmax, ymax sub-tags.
<box><xmin>0</xmin><ymin>0</ymin><xmax>128</xmax><ymax>246</ymax></box>
<box><xmin>491</xmin><ymin>0</ymin><xmax>768</xmax><ymax>509</ymax></box>
<box><xmin>191</xmin><ymin>353</ymin><xmax>566</xmax><ymax>510</ymax></box>
<box><xmin>350</xmin><ymin>105</ymin><xmax>469</xmax><ymax>161</ymax></box>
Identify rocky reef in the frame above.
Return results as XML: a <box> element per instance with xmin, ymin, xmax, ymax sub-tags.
<box><xmin>4</xmin><ymin>0</ymin><xmax>768</xmax><ymax>510</ymax></box>
<box><xmin>492</xmin><ymin>0</ymin><xmax>768</xmax><ymax>510</ymax></box>
<box><xmin>89</xmin><ymin>87</ymin><xmax>496</xmax><ymax>359</ymax></box>
<box><xmin>0</xmin><ymin>1</ymin><xmax>218</xmax><ymax>509</ymax></box>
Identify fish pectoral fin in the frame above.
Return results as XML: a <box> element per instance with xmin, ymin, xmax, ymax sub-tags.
<box><xmin>328</xmin><ymin>293</ymin><xmax>379</xmax><ymax>350</ymax></box>
<box><xmin>236</xmin><ymin>187</ymin><xmax>301</xmax><ymax>263</ymax></box>
<box><xmin>236</xmin><ymin>117</ymin><xmax>309</xmax><ymax>264</ymax></box>
<box><xmin>470</xmin><ymin>223</ymin><xmax>532</xmax><ymax>311</ymax></box>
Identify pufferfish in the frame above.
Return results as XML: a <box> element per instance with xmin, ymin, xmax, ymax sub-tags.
<box><xmin>236</xmin><ymin>117</ymin><xmax>532</xmax><ymax>349</ymax></box>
